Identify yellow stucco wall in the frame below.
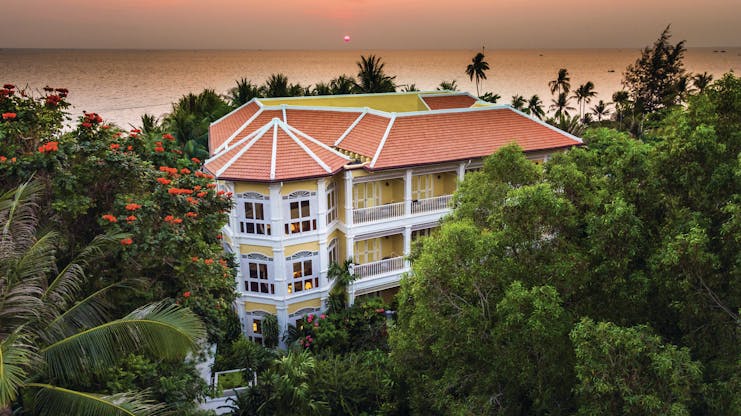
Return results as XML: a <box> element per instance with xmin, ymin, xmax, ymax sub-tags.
<box><xmin>437</xmin><ymin>172</ymin><xmax>458</xmax><ymax>195</ymax></box>
<box><xmin>239</xmin><ymin>244</ymin><xmax>274</xmax><ymax>257</ymax></box>
<box><xmin>234</xmin><ymin>182</ymin><xmax>269</xmax><ymax>194</ymax></box>
<box><xmin>281</xmin><ymin>179</ymin><xmax>318</xmax><ymax>195</ymax></box>
<box><xmin>287</xmin><ymin>298</ymin><xmax>322</xmax><ymax>314</ymax></box>
<box><xmin>380</xmin><ymin>234</ymin><xmax>404</xmax><ymax>258</ymax></box>
<box><xmin>244</xmin><ymin>301</ymin><xmax>277</xmax><ymax>314</ymax></box>
<box><xmin>260</xmin><ymin>93</ymin><xmax>429</xmax><ymax>113</ymax></box>
<box><xmin>285</xmin><ymin>241</ymin><xmax>320</xmax><ymax>257</ymax></box>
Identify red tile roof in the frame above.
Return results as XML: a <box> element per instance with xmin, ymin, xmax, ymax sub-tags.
<box><xmin>209</xmin><ymin>101</ymin><xmax>260</xmax><ymax>151</ymax></box>
<box><xmin>370</xmin><ymin>108</ymin><xmax>579</xmax><ymax>170</ymax></box>
<box><xmin>421</xmin><ymin>94</ymin><xmax>477</xmax><ymax>110</ymax></box>
<box><xmin>284</xmin><ymin>109</ymin><xmax>362</xmax><ymax>147</ymax></box>
<box><xmin>205</xmin><ymin>119</ymin><xmax>350</xmax><ymax>182</ymax></box>
<box><xmin>337</xmin><ymin>113</ymin><xmax>392</xmax><ymax>157</ymax></box>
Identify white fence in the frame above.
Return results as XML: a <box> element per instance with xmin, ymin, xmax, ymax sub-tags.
<box><xmin>354</xmin><ymin>256</ymin><xmax>405</xmax><ymax>278</ymax></box>
<box><xmin>353</xmin><ymin>201</ymin><xmax>405</xmax><ymax>224</ymax></box>
<box><xmin>412</xmin><ymin>194</ymin><xmax>453</xmax><ymax>214</ymax></box>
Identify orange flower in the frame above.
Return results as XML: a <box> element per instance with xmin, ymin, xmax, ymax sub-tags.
<box><xmin>183</xmin><ymin>291</ymin><xmax>191</xmax><ymax>298</ymax></box>
<box><xmin>217</xmin><ymin>190</ymin><xmax>225</xmax><ymax>195</ymax></box>
<box><xmin>162</xmin><ymin>133</ymin><xmax>175</xmax><ymax>141</ymax></box>
<box><xmin>157</xmin><ymin>177</ymin><xmax>171</xmax><ymax>185</ymax></box>
<box><xmin>185</xmin><ymin>211</ymin><xmax>198</xmax><ymax>218</ymax></box>
<box><xmin>2</xmin><ymin>112</ymin><xmax>17</xmax><ymax>120</ymax></box>
<box><xmin>126</xmin><ymin>215</ymin><xmax>137</xmax><ymax>222</ymax></box>
<box><xmin>102</xmin><ymin>214</ymin><xmax>117</xmax><ymax>223</ymax></box>
<box><xmin>120</xmin><ymin>238</ymin><xmax>133</xmax><ymax>245</ymax></box>
<box><xmin>191</xmin><ymin>157</ymin><xmax>201</xmax><ymax>164</ymax></box>
<box><xmin>196</xmin><ymin>192</ymin><xmax>207</xmax><ymax>198</ymax></box>
<box><xmin>0</xmin><ymin>156</ymin><xmax>6</xmax><ymax>163</ymax></box>
<box><xmin>206</xmin><ymin>183</ymin><xmax>216</xmax><ymax>189</ymax></box>
<box><xmin>180</xmin><ymin>168</ymin><xmax>190</xmax><ymax>174</ymax></box>
<box><xmin>125</xmin><ymin>203</ymin><xmax>141</xmax><ymax>211</ymax></box>
<box><xmin>186</xmin><ymin>197</ymin><xmax>198</xmax><ymax>204</ymax></box>
<box><xmin>204</xmin><ymin>258</ymin><xmax>214</xmax><ymax>265</ymax></box>
<box><xmin>164</xmin><ymin>215</ymin><xmax>175</xmax><ymax>222</ymax></box>
<box><xmin>173</xmin><ymin>218</ymin><xmax>183</xmax><ymax>224</ymax></box>
<box><xmin>110</xmin><ymin>143</ymin><xmax>120</xmax><ymax>151</ymax></box>
<box><xmin>191</xmin><ymin>256</ymin><xmax>199</xmax><ymax>262</ymax></box>
<box><xmin>154</xmin><ymin>147</ymin><xmax>165</xmax><ymax>152</ymax></box>
<box><xmin>193</xmin><ymin>185</ymin><xmax>202</xmax><ymax>191</ymax></box>
<box><xmin>127</xmin><ymin>145</ymin><xmax>133</xmax><ymax>151</ymax></box>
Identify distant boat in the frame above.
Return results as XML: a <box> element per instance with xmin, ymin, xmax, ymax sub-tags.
<box><xmin>607</xmin><ymin>69</ymin><xmax>615</xmax><ymax>73</ymax></box>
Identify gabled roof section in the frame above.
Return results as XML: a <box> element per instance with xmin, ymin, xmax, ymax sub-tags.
<box><xmin>204</xmin><ymin>118</ymin><xmax>350</xmax><ymax>182</ymax></box>
<box><xmin>335</xmin><ymin>113</ymin><xmax>392</xmax><ymax>158</ymax></box>
<box><xmin>209</xmin><ymin>101</ymin><xmax>261</xmax><ymax>153</ymax></box>
<box><xmin>283</xmin><ymin>109</ymin><xmax>363</xmax><ymax>147</ymax></box>
<box><xmin>420</xmin><ymin>93</ymin><xmax>478</xmax><ymax>110</ymax></box>
<box><xmin>369</xmin><ymin>107</ymin><xmax>582</xmax><ymax>170</ymax></box>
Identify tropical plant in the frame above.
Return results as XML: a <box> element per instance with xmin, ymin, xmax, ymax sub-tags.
<box><xmin>326</xmin><ymin>258</ymin><xmax>356</xmax><ymax>313</ymax></box>
<box><xmin>611</xmin><ymin>90</ymin><xmax>631</xmax><ymax>128</ymax></box>
<box><xmin>0</xmin><ymin>180</ymin><xmax>206</xmax><ymax>415</ymax></box>
<box><xmin>437</xmin><ymin>80</ymin><xmax>459</xmax><ymax>91</ymax></box>
<box><xmin>547</xmin><ymin>113</ymin><xmax>586</xmax><ymax>136</ymax></box>
<box><xmin>312</xmin><ymin>82</ymin><xmax>332</xmax><ymax>96</ymax></box>
<box><xmin>549</xmin><ymin>92</ymin><xmax>575</xmax><ymax>118</ymax></box>
<box><xmin>465</xmin><ymin>52</ymin><xmax>490</xmax><ymax>96</ymax></box>
<box><xmin>591</xmin><ymin>100</ymin><xmax>611</xmax><ymax>121</ymax></box>
<box><xmin>229</xmin><ymin>78</ymin><xmax>263</xmax><ymax>106</ymax></box>
<box><xmin>692</xmin><ymin>71</ymin><xmax>713</xmax><ymax>94</ymax></box>
<box><xmin>549</xmin><ymin>68</ymin><xmax>571</xmax><ymax>95</ymax></box>
<box><xmin>262</xmin><ymin>74</ymin><xmax>290</xmax><ymax>98</ymax></box>
<box><xmin>400</xmin><ymin>84</ymin><xmax>418</xmax><ymax>92</ymax></box>
<box><xmin>524</xmin><ymin>94</ymin><xmax>545</xmax><ymax>119</ymax></box>
<box><xmin>354</xmin><ymin>55</ymin><xmax>396</xmax><ymax>93</ymax></box>
<box><xmin>510</xmin><ymin>94</ymin><xmax>526</xmax><ymax>110</ymax></box>
<box><xmin>328</xmin><ymin>75</ymin><xmax>356</xmax><ymax>95</ymax></box>
<box><xmin>572</xmin><ymin>81</ymin><xmax>597</xmax><ymax>120</ymax></box>
<box><xmin>257</xmin><ymin>351</ymin><xmax>328</xmax><ymax>416</ymax></box>
<box><xmin>139</xmin><ymin>113</ymin><xmax>162</xmax><ymax>134</ymax></box>
<box><xmin>261</xmin><ymin>314</ymin><xmax>280</xmax><ymax>348</ymax></box>
<box><xmin>478</xmin><ymin>92</ymin><xmax>501</xmax><ymax>104</ymax></box>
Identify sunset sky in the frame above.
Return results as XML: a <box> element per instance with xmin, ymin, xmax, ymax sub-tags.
<box><xmin>1</xmin><ymin>0</ymin><xmax>738</xmax><ymax>49</ymax></box>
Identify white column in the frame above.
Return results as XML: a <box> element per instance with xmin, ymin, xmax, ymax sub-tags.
<box><xmin>316</xmin><ymin>178</ymin><xmax>327</xmax><ymax>234</ymax></box>
<box><xmin>403</xmin><ymin>225</ymin><xmax>412</xmax><ymax>269</ymax></box>
<box><xmin>404</xmin><ymin>169</ymin><xmax>413</xmax><ymax>216</ymax></box>
<box><xmin>269</xmin><ymin>183</ymin><xmax>283</xmax><ymax>239</ymax></box>
<box><xmin>276</xmin><ymin>304</ymin><xmax>288</xmax><ymax>349</ymax></box>
<box><xmin>346</xmin><ymin>234</ymin><xmax>356</xmax><ymax>306</ymax></box>
<box><xmin>344</xmin><ymin>171</ymin><xmax>354</xmax><ymax>228</ymax></box>
<box><xmin>318</xmin><ymin>238</ymin><xmax>329</xmax><ymax>290</ymax></box>
<box><xmin>458</xmin><ymin>162</ymin><xmax>466</xmax><ymax>182</ymax></box>
<box><xmin>273</xmin><ymin>247</ymin><xmax>287</xmax><ymax>299</ymax></box>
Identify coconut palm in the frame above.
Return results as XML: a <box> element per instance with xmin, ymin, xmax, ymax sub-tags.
<box><xmin>312</xmin><ymin>82</ymin><xmax>332</xmax><ymax>96</ymax></box>
<box><xmin>263</xmin><ymin>74</ymin><xmax>290</xmax><ymax>98</ymax></box>
<box><xmin>510</xmin><ymin>95</ymin><xmax>526</xmax><ymax>110</ymax></box>
<box><xmin>572</xmin><ymin>81</ymin><xmax>597</xmax><ymax>120</ymax></box>
<box><xmin>548</xmin><ymin>68</ymin><xmax>571</xmax><ymax>96</ymax></box>
<box><xmin>478</xmin><ymin>92</ymin><xmax>501</xmax><ymax>104</ymax></box>
<box><xmin>465</xmin><ymin>52</ymin><xmax>490</xmax><ymax>96</ymax></box>
<box><xmin>230</xmin><ymin>78</ymin><xmax>263</xmax><ymax>106</ymax></box>
<box><xmin>549</xmin><ymin>92</ymin><xmax>575</xmax><ymax>118</ymax></box>
<box><xmin>258</xmin><ymin>351</ymin><xmax>328</xmax><ymax>416</ymax></box>
<box><xmin>524</xmin><ymin>95</ymin><xmax>545</xmax><ymax>120</ymax></box>
<box><xmin>354</xmin><ymin>55</ymin><xmax>396</xmax><ymax>93</ymax></box>
<box><xmin>327</xmin><ymin>258</ymin><xmax>356</xmax><ymax>314</ymax></box>
<box><xmin>0</xmin><ymin>181</ymin><xmax>206</xmax><ymax>415</ymax></box>
<box><xmin>591</xmin><ymin>100</ymin><xmax>611</xmax><ymax>122</ymax></box>
<box><xmin>329</xmin><ymin>75</ymin><xmax>356</xmax><ymax>95</ymax></box>
<box><xmin>692</xmin><ymin>72</ymin><xmax>713</xmax><ymax>94</ymax></box>
<box><xmin>611</xmin><ymin>90</ymin><xmax>631</xmax><ymax>128</ymax></box>
<box><xmin>437</xmin><ymin>80</ymin><xmax>458</xmax><ymax>91</ymax></box>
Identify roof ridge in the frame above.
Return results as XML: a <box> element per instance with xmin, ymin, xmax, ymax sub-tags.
<box><xmin>282</xmin><ymin>123</ymin><xmax>332</xmax><ymax>173</ymax></box>
<box><xmin>215</xmin><ymin>106</ymin><xmax>264</xmax><ymax>153</ymax></box>
<box><xmin>286</xmin><ymin>124</ymin><xmax>351</xmax><ymax>161</ymax></box>
<box><xmin>370</xmin><ymin>113</ymin><xmax>396</xmax><ymax>168</ymax></box>
<box><xmin>214</xmin><ymin>120</ymin><xmax>275</xmax><ymax>177</ymax></box>
<box><xmin>334</xmin><ymin>109</ymin><xmax>368</xmax><ymax>146</ymax></box>
<box><xmin>270</xmin><ymin>122</ymin><xmax>278</xmax><ymax>180</ymax></box>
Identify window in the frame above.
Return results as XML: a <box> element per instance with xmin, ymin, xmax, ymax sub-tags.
<box><xmin>353</xmin><ymin>181</ymin><xmax>381</xmax><ymax>209</ymax></box>
<box><xmin>354</xmin><ymin>238</ymin><xmax>381</xmax><ymax>264</ymax></box>
<box><xmin>245</xmin><ymin>311</ymin><xmax>266</xmax><ymax>344</ymax></box>
<box><xmin>287</xmin><ymin>251</ymin><xmax>319</xmax><ymax>294</ymax></box>
<box><xmin>326</xmin><ymin>182</ymin><xmax>338</xmax><ymax>224</ymax></box>
<box><xmin>412</xmin><ymin>174</ymin><xmax>433</xmax><ymax>200</ymax></box>
<box><xmin>328</xmin><ymin>238</ymin><xmax>339</xmax><ymax>266</ymax></box>
<box><xmin>284</xmin><ymin>191</ymin><xmax>317</xmax><ymax>235</ymax></box>
<box><xmin>237</xmin><ymin>192</ymin><xmax>270</xmax><ymax>235</ymax></box>
<box><xmin>241</xmin><ymin>254</ymin><xmax>274</xmax><ymax>295</ymax></box>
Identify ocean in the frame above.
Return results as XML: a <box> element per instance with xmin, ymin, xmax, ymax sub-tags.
<box><xmin>1</xmin><ymin>48</ymin><xmax>739</xmax><ymax>128</ymax></box>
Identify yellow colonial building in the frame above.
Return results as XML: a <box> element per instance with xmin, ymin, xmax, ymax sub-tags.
<box><xmin>204</xmin><ymin>91</ymin><xmax>581</xmax><ymax>343</ymax></box>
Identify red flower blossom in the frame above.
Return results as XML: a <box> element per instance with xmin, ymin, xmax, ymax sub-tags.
<box><xmin>3</xmin><ymin>84</ymin><xmax>14</xmax><ymax>89</ymax></box>
<box><xmin>130</xmin><ymin>129</ymin><xmax>141</xmax><ymax>134</ymax></box>
<box><xmin>164</xmin><ymin>215</ymin><xmax>175</xmax><ymax>222</ymax></box>
<box><xmin>159</xmin><ymin>166</ymin><xmax>178</xmax><ymax>175</ymax></box>
<box><xmin>102</xmin><ymin>125</ymin><xmax>110</xmax><ymax>130</ymax></box>
<box><xmin>102</xmin><ymin>214</ymin><xmax>117</xmax><ymax>223</ymax></box>
<box><xmin>154</xmin><ymin>147</ymin><xmax>165</xmax><ymax>152</ymax></box>
<box><xmin>81</xmin><ymin>122</ymin><xmax>92</xmax><ymax>128</ymax></box>
<box><xmin>162</xmin><ymin>133</ymin><xmax>175</xmax><ymax>141</ymax></box>
<box><xmin>2</xmin><ymin>112</ymin><xmax>16</xmax><ymax>120</ymax></box>
<box><xmin>126</xmin><ymin>215</ymin><xmax>137</xmax><ymax>222</ymax></box>
<box><xmin>120</xmin><ymin>238</ymin><xmax>133</xmax><ymax>246</ymax></box>
<box><xmin>226</xmin><ymin>192</ymin><xmax>233</xmax><ymax>197</ymax></box>
<box><xmin>173</xmin><ymin>218</ymin><xmax>183</xmax><ymax>224</ymax></box>
<box><xmin>180</xmin><ymin>168</ymin><xmax>190</xmax><ymax>174</ymax></box>
<box><xmin>193</xmin><ymin>185</ymin><xmax>202</xmax><ymax>191</ymax></box>
<box><xmin>45</xmin><ymin>94</ymin><xmax>62</xmax><ymax>107</ymax></box>
<box><xmin>191</xmin><ymin>256</ymin><xmax>199</xmax><ymax>262</ymax></box>
<box><xmin>157</xmin><ymin>177</ymin><xmax>171</xmax><ymax>185</ymax></box>
<box><xmin>10</xmin><ymin>157</ymin><xmax>15</xmax><ymax>163</ymax></box>
<box><xmin>186</xmin><ymin>197</ymin><xmax>198</xmax><ymax>204</ymax></box>
<box><xmin>194</xmin><ymin>171</ymin><xmax>205</xmax><ymax>178</ymax></box>
<box><xmin>206</xmin><ymin>183</ymin><xmax>217</xmax><ymax>189</ymax></box>
<box><xmin>216</xmin><ymin>234</ymin><xmax>222</xmax><ymax>240</ymax></box>
<box><xmin>191</xmin><ymin>157</ymin><xmax>201</xmax><ymax>164</ymax></box>
<box><xmin>183</xmin><ymin>291</ymin><xmax>191</xmax><ymax>298</ymax></box>
<box><xmin>204</xmin><ymin>258</ymin><xmax>214</xmax><ymax>265</ymax></box>
<box><xmin>197</xmin><ymin>192</ymin><xmax>207</xmax><ymax>198</ymax></box>
<box><xmin>185</xmin><ymin>211</ymin><xmax>198</xmax><ymax>218</ymax></box>
<box><xmin>109</xmin><ymin>143</ymin><xmax>120</xmax><ymax>151</ymax></box>
<box><xmin>127</xmin><ymin>145</ymin><xmax>133</xmax><ymax>151</ymax></box>
<box><xmin>0</xmin><ymin>156</ymin><xmax>6</xmax><ymax>163</ymax></box>
<box><xmin>217</xmin><ymin>190</ymin><xmax>225</xmax><ymax>196</ymax></box>
<box><xmin>125</xmin><ymin>203</ymin><xmax>141</xmax><ymax>211</ymax></box>
<box><xmin>172</xmin><ymin>149</ymin><xmax>183</xmax><ymax>155</ymax></box>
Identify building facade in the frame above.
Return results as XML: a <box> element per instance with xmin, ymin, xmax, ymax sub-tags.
<box><xmin>204</xmin><ymin>92</ymin><xmax>582</xmax><ymax>342</ymax></box>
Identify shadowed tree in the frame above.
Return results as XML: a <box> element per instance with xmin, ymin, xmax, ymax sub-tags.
<box><xmin>437</xmin><ymin>80</ymin><xmax>459</xmax><ymax>91</ymax></box>
<box><xmin>466</xmin><ymin>52</ymin><xmax>490</xmax><ymax>96</ymax></box>
<box><xmin>611</xmin><ymin>90</ymin><xmax>631</xmax><ymax>128</ymax></box>
<box><xmin>511</xmin><ymin>95</ymin><xmax>526</xmax><ymax>110</ymax></box>
<box><xmin>692</xmin><ymin>72</ymin><xmax>713</xmax><ymax>94</ymax></box>
<box><xmin>354</xmin><ymin>55</ymin><xmax>396</xmax><ymax>93</ymax></box>
<box><xmin>230</xmin><ymin>78</ymin><xmax>263</xmax><ymax>106</ymax></box>
<box><xmin>550</xmin><ymin>92</ymin><xmax>575</xmax><ymax>118</ymax></box>
<box><xmin>591</xmin><ymin>100</ymin><xmax>611</xmax><ymax>122</ymax></box>
<box><xmin>478</xmin><ymin>92</ymin><xmax>501</xmax><ymax>104</ymax></box>
<box><xmin>329</xmin><ymin>75</ymin><xmax>356</xmax><ymax>95</ymax></box>
<box><xmin>262</xmin><ymin>74</ymin><xmax>290</xmax><ymax>98</ymax></box>
<box><xmin>401</xmin><ymin>84</ymin><xmax>419</xmax><ymax>92</ymax></box>
<box><xmin>572</xmin><ymin>81</ymin><xmax>597</xmax><ymax>120</ymax></box>
<box><xmin>312</xmin><ymin>82</ymin><xmax>332</xmax><ymax>96</ymax></box>
<box><xmin>549</xmin><ymin>68</ymin><xmax>571</xmax><ymax>96</ymax></box>
<box><xmin>524</xmin><ymin>94</ymin><xmax>546</xmax><ymax>119</ymax></box>
<box><xmin>0</xmin><ymin>181</ymin><xmax>206</xmax><ymax>415</ymax></box>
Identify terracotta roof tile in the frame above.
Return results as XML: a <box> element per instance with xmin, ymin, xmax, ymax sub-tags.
<box><xmin>336</xmin><ymin>113</ymin><xmax>391</xmax><ymax>158</ymax></box>
<box><xmin>371</xmin><ymin>108</ymin><xmax>580</xmax><ymax>169</ymax></box>
<box><xmin>284</xmin><ymin>109</ymin><xmax>362</xmax><ymax>147</ymax></box>
<box><xmin>209</xmin><ymin>102</ymin><xmax>260</xmax><ymax>151</ymax></box>
<box><xmin>421</xmin><ymin>94</ymin><xmax>477</xmax><ymax>110</ymax></box>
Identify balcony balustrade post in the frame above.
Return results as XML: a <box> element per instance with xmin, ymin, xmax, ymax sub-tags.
<box><xmin>404</xmin><ymin>169</ymin><xmax>412</xmax><ymax>216</ymax></box>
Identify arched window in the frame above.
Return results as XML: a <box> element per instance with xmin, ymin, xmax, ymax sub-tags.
<box><xmin>286</xmin><ymin>251</ymin><xmax>319</xmax><ymax>294</ymax></box>
<box><xmin>283</xmin><ymin>191</ymin><xmax>317</xmax><ymax>235</ymax></box>
<box><xmin>236</xmin><ymin>192</ymin><xmax>271</xmax><ymax>235</ymax></box>
<box><xmin>240</xmin><ymin>253</ymin><xmax>275</xmax><ymax>295</ymax></box>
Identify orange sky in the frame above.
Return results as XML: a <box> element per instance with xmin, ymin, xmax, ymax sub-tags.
<box><xmin>1</xmin><ymin>0</ymin><xmax>738</xmax><ymax>49</ymax></box>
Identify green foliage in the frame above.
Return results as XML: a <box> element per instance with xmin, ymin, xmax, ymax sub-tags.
<box><xmin>571</xmin><ymin>319</ymin><xmax>702</xmax><ymax>415</ymax></box>
<box><xmin>215</xmin><ymin>337</ymin><xmax>275</xmax><ymax>375</ymax></box>
<box><xmin>355</xmin><ymin>55</ymin><xmax>396</xmax><ymax>93</ymax></box>
<box><xmin>466</xmin><ymin>52</ymin><xmax>490</xmax><ymax>96</ymax></box>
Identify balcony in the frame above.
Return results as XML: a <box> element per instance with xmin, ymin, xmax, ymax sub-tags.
<box><xmin>411</xmin><ymin>194</ymin><xmax>453</xmax><ymax>214</ymax></box>
<box><xmin>354</xmin><ymin>256</ymin><xmax>405</xmax><ymax>278</ymax></box>
<box><xmin>353</xmin><ymin>201</ymin><xmax>404</xmax><ymax>224</ymax></box>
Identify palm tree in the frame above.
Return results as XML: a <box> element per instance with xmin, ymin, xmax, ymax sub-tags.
<box><xmin>229</xmin><ymin>78</ymin><xmax>262</xmax><ymax>106</ymax></box>
<box><xmin>329</xmin><ymin>75</ymin><xmax>356</xmax><ymax>95</ymax></box>
<box><xmin>478</xmin><ymin>92</ymin><xmax>501</xmax><ymax>104</ymax></box>
<box><xmin>354</xmin><ymin>55</ymin><xmax>396</xmax><ymax>93</ymax></box>
<box><xmin>258</xmin><ymin>351</ymin><xmax>328</xmax><ymax>416</ymax></box>
<box><xmin>465</xmin><ymin>52</ymin><xmax>490</xmax><ymax>96</ymax></box>
<box><xmin>327</xmin><ymin>258</ymin><xmax>356</xmax><ymax>313</ymax></box>
<box><xmin>312</xmin><ymin>82</ymin><xmax>332</xmax><ymax>96</ymax></box>
<box><xmin>0</xmin><ymin>181</ymin><xmax>205</xmax><ymax>415</ymax></box>
<box><xmin>572</xmin><ymin>81</ymin><xmax>597</xmax><ymax>120</ymax></box>
<box><xmin>401</xmin><ymin>84</ymin><xmax>419</xmax><ymax>92</ymax></box>
<box><xmin>591</xmin><ymin>100</ymin><xmax>611</xmax><ymax>122</ymax></box>
<box><xmin>549</xmin><ymin>92</ymin><xmax>575</xmax><ymax>118</ymax></box>
<box><xmin>510</xmin><ymin>95</ymin><xmax>526</xmax><ymax>111</ymax></box>
<box><xmin>692</xmin><ymin>72</ymin><xmax>713</xmax><ymax>93</ymax></box>
<box><xmin>437</xmin><ymin>80</ymin><xmax>458</xmax><ymax>91</ymax></box>
<box><xmin>548</xmin><ymin>68</ymin><xmax>571</xmax><ymax>96</ymax></box>
<box><xmin>263</xmin><ymin>74</ymin><xmax>290</xmax><ymax>98</ymax></box>
<box><xmin>524</xmin><ymin>95</ymin><xmax>545</xmax><ymax>120</ymax></box>
<box><xmin>611</xmin><ymin>90</ymin><xmax>631</xmax><ymax>128</ymax></box>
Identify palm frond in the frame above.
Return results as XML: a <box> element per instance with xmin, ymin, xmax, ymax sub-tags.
<box><xmin>0</xmin><ymin>278</ymin><xmax>44</xmax><ymax>337</ymax></box>
<box><xmin>0</xmin><ymin>179</ymin><xmax>44</xmax><ymax>257</ymax></box>
<box><xmin>41</xmin><ymin>301</ymin><xmax>205</xmax><ymax>384</ymax></box>
<box><xmin>25</xmin><ymin>383</ymin><xmax>166</xmax><ymax>416</ymax></box>
<box><xmin>0</xmin><ymin>335</ymin><xmax>34</xmax><ymax>407</ymax></box>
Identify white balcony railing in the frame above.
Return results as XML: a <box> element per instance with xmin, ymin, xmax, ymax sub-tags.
<box><xmin>411</xmin><ymin>194</ymin><xmax>453</xmax><ymax>214</ymax></box>
<box><xmin>353</xmin><ymin>201</ymin><xmax>404</xmax><ymax>224</ymax></box>
<box><xmin>354</xmin><ymin>256</ymin><xmax>405</xmax><ymax>278</ymax></box>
